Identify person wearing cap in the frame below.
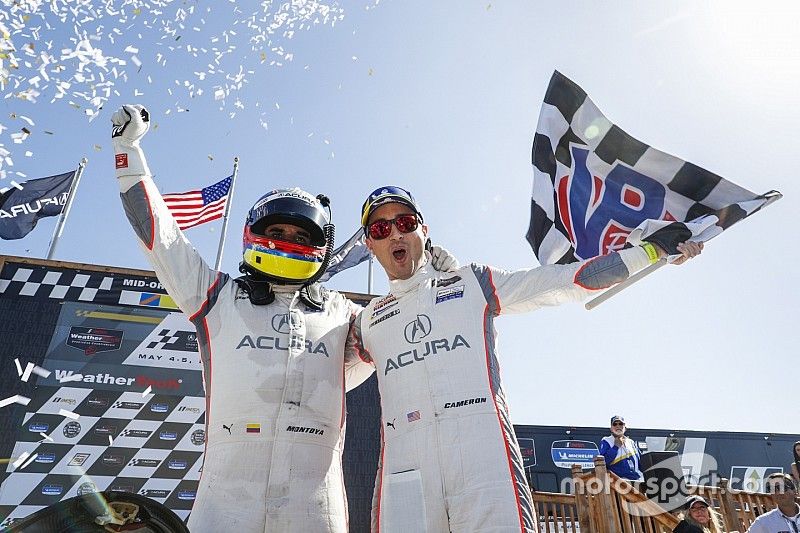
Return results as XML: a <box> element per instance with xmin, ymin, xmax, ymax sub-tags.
<box><xmin>598</xmin><ymin>416</ymin><xmax>644</xmax><ymax>481</ymax></box>
<box><xmin>347</xmin><ymin>185</ymin><xmax>703</xmax><ymax>532</ymax></box>
<box><xmin>673</xmin><ymin>495</ymin><xmax>724</xmax><ymax>533</ymax></box>
<box><xmin>747</xmin><ymin>473</ymin><xmax>800</xmax><ymax>533</ymax></box>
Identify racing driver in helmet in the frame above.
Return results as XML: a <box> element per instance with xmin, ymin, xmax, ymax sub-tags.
<box><xmin>111</xmin><ymin>105</ymin><xmax>456</xmax><ymax>533</ymax></box>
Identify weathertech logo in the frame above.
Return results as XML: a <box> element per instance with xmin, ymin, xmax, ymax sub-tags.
<box><xmin>54</xmin><ymin>370</ymin><xmax>181</xmax><ymax>390</ymax></box>
<box><xmin>115</xmin><ymin>153</ymin><xmax>128</xmax><ymax>169</ymax></box>
<box><xmin>286</xmin><ymin>425</ymin><xmax>324</xmax><ymax>436</ymax></box>
<box><xmin>444</xmin><ymin>397</ymin><xmax>487</xmax><ymax>409</ymax></box>
<box><xmin>136</xmin><ymin>375</ymin><xmax>181</xmax><ymax>390</ymax></box>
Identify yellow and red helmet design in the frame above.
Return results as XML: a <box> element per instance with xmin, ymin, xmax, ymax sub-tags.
<box><xmin>242</xmin><ymin>188</ymin><xmax>330</xmax><ymax>283</ymax></box>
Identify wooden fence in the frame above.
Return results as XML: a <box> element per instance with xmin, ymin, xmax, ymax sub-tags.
<box><xmin>531</xmin><ymin>455</ymin><xmax>781</xmax><ymax>532</ymax></box>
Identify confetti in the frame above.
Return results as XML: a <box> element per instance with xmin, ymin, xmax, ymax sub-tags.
<box><xmin>0</xmin><ymin>0</ymin><xmax>355</xmax><ymax>177</ymax></box>
<box><xmin>0</xmin><ymin>395</ymin><xmax>31</xmax><ymax>409</ymax></box>
<box><xmin>39</xmin><ymin>432</ymin><xmax>54</xmax><ymax>442</ymax></box>
<box><xmin>108</xmin><ymin>435</ymin><xmax>114</xmax><ymax>446</ymax></box>
<box><xmin>12</xmin><ymin>452</ymin><xmax>32</xmax><ymax>470</ymax></box>
<box><xmin>31</xmin><ymin>365</ymin><xmax>51</xmax><ymax>378</ymax></box>
<box><xmin>58</xmin><ymin>409</ymin><xmax>80</xmax><ymax>420</ymax></box>
<box><xmin>141</xmin><ymin>385</ymin><xmax>152</xmax><ymax>397</ymax></box>
<box><xmin>20</xmin><ymin>362</ymin><xmax>34</xmax><ymax>382</ymax></box>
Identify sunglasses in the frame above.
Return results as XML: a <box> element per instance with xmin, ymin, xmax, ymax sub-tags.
<box><xmin>366</xmin><ymin>214</ymin><xmax>419</xmax><ymax>240</ymax></box>
<box><xmin>612</xmin><ymin>422</ymin><xmax>625</xmax><ymax>427</ymax></box>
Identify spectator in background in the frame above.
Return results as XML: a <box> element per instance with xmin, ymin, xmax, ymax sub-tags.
<box><xmin>746</xmin><ymin>473</ymin><xmax>800</xmax><ymax>532</ymax></box>
<box><xmin>673</xmin><ymin>495</ymin><xmax>724</xmax><ymax>533</ymax></box>
<box><xmin>598</xmin><ymin>416</ymin><xmax>643</xmax><ymax>481</ymax></box>
<box><xmin>791</xmin><ymin>441</ymin><xmax>800</xmax><ymax>487</ymax></box>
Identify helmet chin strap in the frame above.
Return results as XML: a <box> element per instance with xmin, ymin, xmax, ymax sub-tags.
<box><xmin>234</xmin><ymin>269</ymin><xmax>326</xmax><ymax>311</ymax></box>
<box><xmin>236</xmin><ymin>265</ymin><xmax>276</xmax><ymax>305</ymax></box>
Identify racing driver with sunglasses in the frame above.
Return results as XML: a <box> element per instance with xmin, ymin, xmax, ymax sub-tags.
<box><xmin>111</xmin><ymin>107</ymin><xmax>458</xmax><ymax>532</ymax></box>
<box><xmin>347</xmin><ymin>186</ymin><xmax>703</xmax><ymax>532</ymax></box>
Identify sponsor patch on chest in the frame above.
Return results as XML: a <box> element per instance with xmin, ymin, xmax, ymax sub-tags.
<box><xmin>369</xmin><ymin>308</ymin><xmax>399</xmax><ymax>328</ymax></box>
<box><xmin>435</xmin><ymin>275</ymin><xmax>461</xmax><ymax>287</ymax></box>
<box><xmin>435</xmin><ymin>285</ymin><xmax>464</xmax><ymax>304</ymax></box>
<box><xmin>371</xmin><ymin>296</ymin><xmax>398</xmax><ymax>319</ymax></box>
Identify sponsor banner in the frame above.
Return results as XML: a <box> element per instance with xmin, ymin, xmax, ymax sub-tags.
<box><xmin>37</xmin><ymin>361</ymin><xmax>203</xmax><ymax>396</ymax></box>
<box><xmin>163</xmin><ymin>479</ymin><xmax>200</xmax><ymax>510</ymax></box>
<box><xmin>23</xmin><ymin>386</ymin><xmax>92</xmax><ymax>416</ymax></box>
<box><xmin>0</xmin><ymin>262</ymin><xmax>172</xmax><ymax>308</ymax></box>
<box><xmin>44</xmin><ymin>302</ymin><xmax>171</xmax><ymax>365</ymax></box>
<box><xmin>0</xmin><ymin>260</ymin><xmax>207</xmax><ymax>524</ymax></box>
<box><xmin>121</xmin><ymin>313</ymin><xmax>202</xmax><ymax>370</ymax></box>
<box><xmin>119</xmin><ymin>290</ymin><xmax>179</xmax><ymax>310</ymax></box>
<box><xmin>518</xmin><ymin>438</ymin><xmax>537</xmax><ymax>468</ymax></box>
<box><xmin>729</xmin><ymin>466</ymin><xmax>783</xmax><ymax>492</ymax></box>
<box><xmin>551</xmin><ymin>440</ymin><xmax>599</xmax><ymax>469</ymax></box>
<box><xmin>135</xmin><ymin>477</ymin><xmax>183</xmax><ymax>502</ymax></box>
<box><xmin>66</xmin><ymin>326</ymin><xmax>124</xmax><ymax>355</ymax></box>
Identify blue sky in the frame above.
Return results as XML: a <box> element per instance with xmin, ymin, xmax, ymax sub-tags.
<box><xmin>1</xmin><ymin>2</ymin><xmax>797</xmax><ymax>435</ymax></box>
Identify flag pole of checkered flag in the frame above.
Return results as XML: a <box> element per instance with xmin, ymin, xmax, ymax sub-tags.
<box><xmin>527</xmin><ymin>70</ymin><xmax>782</xmax><ymax>307</ymax></box>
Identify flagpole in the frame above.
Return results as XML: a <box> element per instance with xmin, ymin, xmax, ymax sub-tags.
<box><xmin>584</xmin><ymin>189</ymin><xmax>784</xmax><ymax>310</ymax></box>
<box><xmin>367</xmin><ymin>256</ymin><xmax>373</xmax><ymax>294</ymax></box>
<box><xmin>214</xmin><ymin>157</ymin><xmax>239</xmax><ymax>271</ymax></box>
<box><xmin>47</xmin><ymin>158</ymin><xmax>87</xmax><ymax>261</ymax></box>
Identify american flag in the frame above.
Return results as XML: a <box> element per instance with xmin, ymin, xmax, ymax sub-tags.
<box><xmin>407</xmin><ymin>410</ymin><xmax>420</xmax><ymax>423</ymax></box>
<box><xmin>163</xmin><ymin>176</ymin><xmax>233</xmax><ymax>230</ymax></box>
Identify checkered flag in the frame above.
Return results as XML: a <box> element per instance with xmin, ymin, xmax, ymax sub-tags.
<box><xmin>146</xmin><ymin>329</ymin><xmax>197</xmax><ymax>352</ymax></box>
<box><xmin>527</xmin><ymin>70</ymin><xmax>781</xmax><ymax>265</ymax></box>
<box><xmin>0</xmin><ymin>267</ymin><xmax>114</xmax><ymax>301</ymax></box>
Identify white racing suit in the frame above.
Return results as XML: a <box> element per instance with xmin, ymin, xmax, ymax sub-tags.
<box><xmin>349</xmin><ymin>248</ymin><xmax>652</xmax><ymax>532</ymax></box>
<box><xmin>118</xmin><ymin>173</ymin><xmax>374</xmax><ymax>532</ymax></box>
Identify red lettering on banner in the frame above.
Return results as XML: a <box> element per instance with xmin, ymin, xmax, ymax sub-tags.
<box><xmin>136</xmin><ymin>375</ymin><xmax>180</xmax><ymax>390</ymax></box>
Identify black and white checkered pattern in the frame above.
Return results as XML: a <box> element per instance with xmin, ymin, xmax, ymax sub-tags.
<box><xmin>0</xmin><ymin>262</ymin><xmax>173</xmax><ymax>310</ymax></box>
<box><xmin>0</xmin><ymin>386</ymin><xmax>205</xmax><ymax>527</ymax></box>
<box><xmin>146</xmin><ymin>329</ymin><xmax>197</xmax><ymax>352</ymax></box>
<box><xmin>527</xmin><ymin>70</ymin><xmax>782</xmax><ymax>265</ymax></box>
<box><xmin>0</xmin><ymin>266</ymin><xmax>114</xmax><ymax>302</ymax></box>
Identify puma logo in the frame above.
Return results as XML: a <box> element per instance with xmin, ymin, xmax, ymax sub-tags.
<box><xmin>386</xmin><ymin>418</ymin><xmax>396</xmax><ymax>430</ymax></box>
<box><xmin>223</xmin><ymin>424</ymin><xmax>233</xmax><ymax>435</ymax></box>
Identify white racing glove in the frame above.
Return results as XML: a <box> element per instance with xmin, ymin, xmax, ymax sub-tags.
<box><xmin>112</xmin><ymin>104</ymin><xmax>151</xmax><ymax>178</ymax></box>
<box><xmin>429</xmin><ymin>244</ymin><xmax>459</xmax><ymax>272</ymax></box>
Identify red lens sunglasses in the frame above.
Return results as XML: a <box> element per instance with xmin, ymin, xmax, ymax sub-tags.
<box><xmin>366</xmin><ymin>214</ymin><xmax>419</xmax><ymax>240</ymax></box>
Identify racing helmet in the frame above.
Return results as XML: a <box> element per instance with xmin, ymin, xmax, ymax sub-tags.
<box><xmin>242</xmin><ymin>188</ymin><xmax>331</xmax><ymax>283</ymax></box>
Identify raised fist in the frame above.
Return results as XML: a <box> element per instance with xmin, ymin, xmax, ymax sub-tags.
<box><xmin>111</xmin><ymin>104</ymin><xmax>150</xmax><ymax>144</ymax></box>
